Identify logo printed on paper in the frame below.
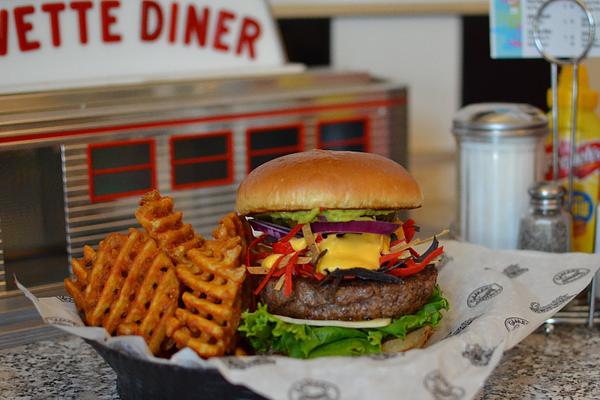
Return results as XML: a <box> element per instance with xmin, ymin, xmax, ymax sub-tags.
<box><xmin>502</xmin><ymin>264</ymin><xmax>529</xmax><ymax>279</ymax></box>
<box><xmin>530</xmin><ymin>294</ymin><xmax>575</xmax><ymax>313</ymax></box>
<box><xmin>56</xmin><ymin>295</ymin><xmax>74</xmax><ymax>303</ymax></box>
<box><xmin>288</xmin><ymin>379</ymin><xmax>340</xmax><ymax>400</ymax></box>
<box><xmin>504</xmin><ymin>317</ymin><xmax>529</xmax><ymax>332</ymax></box>
<box><xmin>44</xmin><ymin>316</ymin><xmax>82</xmax><ymax>327</ymax></box>
<box><xmin>447</xmin><ymin>314</ymin><xmax>483</xmax><ymax>337</ymax></box>
<box><xmin>222</xmin><ymin>356</ymin><xmax>276</xmax><ymax>370</ymax></box>
<box><xmin>552</xmin><ymin>268</ymin><xmax>591</xmax><ymax>285</ymax></box>
<box><xmin>461</xmin><ymin>344</ymin><xmax>496</xmax><ymax>367</ymax></box>
<box><xmin>424</xmin><ymin>370</ymin><xmax>465</xmax><ymax>400</ymax></box>
<box><xmin>467</xmin><ymin>284</ymin><xmax>503</xmax><ymax>308</ymax></box>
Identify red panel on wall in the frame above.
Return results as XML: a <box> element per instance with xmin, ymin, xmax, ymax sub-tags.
<box><xmin>169</xmin><ymin>131</ymin><xmax>234</xmax><ymax>191</ymax></box>
<box><xmin>317</xmin><ymin>116</ymin><xmax>370</xmax><ymax>152</ymax></box>
<box><xmin>246</xmin><ymin>123</ymin><xmax>304</xmax><ymax>173</ymax></box>
<box><xmin>87</xmin><ymin>138</ymin><xmax>157</xmax><ymax>203</ymax></box>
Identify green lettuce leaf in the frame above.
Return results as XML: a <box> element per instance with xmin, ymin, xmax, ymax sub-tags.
<box><xmin>257</xmin><ymin>208</ymin><xmax>397</xmax><ymax>225</ymax></box>
<box><xmin>238</xmin><ymin>286</ymin><xmax>449</xmax><ymax>358</ymax></box>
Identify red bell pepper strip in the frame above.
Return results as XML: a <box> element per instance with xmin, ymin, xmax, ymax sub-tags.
<box><xmin>246</xmin><ymin>235</ymin><xmax>266</xmax><ymax>267</ymax></box>
<box><xmin>408</xmin><ymin>247</ymin><xmax>420</xmax><ymax>258</ymax></box>
<box><xmin>273</xmin><ymin>241</ymin><xmax>294</xmax><ymax>254</ymax></box>
<box><xmin>314</xmin><ymin>272</ymin><xmax>326</xmax><ymax>281</ymax></box>
<box><xmin>279</xmin><ymin>224</ymin><xmax>304</xmax><ymax>243</ymax></box>
<box><xmin>380</xmin><ymin>250</ymin><xmax>406</xmax><ymax>264</ymax></box>
<box><xmin>403</xmin><ymin>219</ymin><xmax>418</xmax><ymax>243</ymax></box>
<box><xmin>390</xmin><ymin>239</ymin><xmax>404</xmax><ymax>248</ymax></box>
<box><xmin>252</xmin><ymin>251</ymin><xmax>271</xmax><ymax>261</ymax></box>
<box><xmin>284</xmin><ymin>252</ymin><xmax>300</xmax><ymax>297</ymax></box>
<box><xmin>254</xmin><ymin>254</ymin><xmax>285</xmax><ymax>295</ymax></box>
<box><xmin>389</xmin><ymin>246</ymin><xmax>444</xmax><ymax>278</ymax></box>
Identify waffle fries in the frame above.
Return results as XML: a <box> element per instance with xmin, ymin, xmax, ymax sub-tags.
<box><xmin>136</xmin><ymin>190</ymin><xmax>204</xmax><ymax>263</ymax></box>
<box><xmin>63</xmin><ymin>228</ymin><xmax>180</xmax><ymax>354</ymax></box>
<box><xmin>64</xmin><ymin>191</ymin><xmax>247</xmax><ymax>359</ymax></box>
<box><xmin>167</xmin><ymin>213</ymin><xmax>246</xmax><ymax>358</ymax></box>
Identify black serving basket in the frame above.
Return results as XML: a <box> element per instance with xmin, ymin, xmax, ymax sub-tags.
<box><xmin>87</xmin><ymin>340</ymin><xmax>266</xmax><ymax>400</ymax></box>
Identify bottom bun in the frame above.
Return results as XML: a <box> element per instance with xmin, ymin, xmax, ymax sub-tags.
<box><xmin>382</xmin><ymin>325</ymin><xmax>434</xmax><ymax>353</ymax></box>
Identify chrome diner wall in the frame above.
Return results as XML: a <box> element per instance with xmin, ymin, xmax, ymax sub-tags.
<box><xmin>0</xmin><ymin>70</ymin><xmax>407</xmax><ymax>294</ymax></box>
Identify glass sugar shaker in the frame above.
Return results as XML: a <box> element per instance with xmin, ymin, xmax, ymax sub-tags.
<box><xmin>452</xmin><ymin>103</ymin><xmax>548</xmax><ymax>249</ymax></box>
<box><xmin>518</xmin><ymin>181</ymin><xmax>571</xmax><ymax>252</ymax></box>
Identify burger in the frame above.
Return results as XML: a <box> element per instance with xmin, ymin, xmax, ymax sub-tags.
<box><xmin>236</xmin><ymin>150</ymin><xmax>448</xmax><ymax>358</ymax></box>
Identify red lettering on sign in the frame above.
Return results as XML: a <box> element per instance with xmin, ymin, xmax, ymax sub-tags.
<box><xmin>42</xmin><ymin>3</ymin><xmax>66</xmax><ymax>47</ymax></box>
<box><xmin>0</xmin><ymin>10</ymin><xmax>7</xmax><ymax>56</ymax></box>
<box><xmin>214</xmin><ymin>10</ymin><xmax>235</xmax><ymax>52</ymax></box>
<box><xmin>184</xmin><ymin>5</ymin><xmax>209</xmax><ymax>47</ymax></box>
<box><xmin>141</xmin><ymin>1</ymin><xmax>163</xmax><ymax>41</ymax></box>
<box><xmin>101</xmin><ymin>0</ymin><xmax>121</xmax><ymax>43</ymax></box>
<box><xmin>237</xmin><ymin>17</ymin><xmax>261</xmax><ymax>60</ymax></box>
<box><xmin>14</xmin><ymin>6</ymin><xmax>40</xmax><ymax>52</ymax></box>
<box><xmin>70</xmin><ymin>1</ymin><xmax>93</xmax><ymax>45</ymax></box>
<box><xmin>169</xmin><ymin>3</ymin><xmax>179</xmax><ymax>44</ymax></box>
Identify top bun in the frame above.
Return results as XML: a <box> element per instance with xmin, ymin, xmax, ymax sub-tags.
<box><xmin>236</xmin><ymin>150</ymin><xmax>423</xmax><ymax>214</ymax></box>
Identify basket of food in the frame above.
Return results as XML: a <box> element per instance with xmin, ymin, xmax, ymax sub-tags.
<box><xmin>19</xmin><ymin>150</ymin><xmax>600</xmax><ymax>400</ymax></box>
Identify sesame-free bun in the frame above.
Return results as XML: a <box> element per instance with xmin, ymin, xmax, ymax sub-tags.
<box><xmin>236</xmin><ymin>150</ymin><xmax>423</xmax><ymax>214</ymax></box>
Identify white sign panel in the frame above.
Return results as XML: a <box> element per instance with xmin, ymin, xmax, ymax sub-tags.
<box><xmin>0</xmin><ymin>0</ymin><xmax>288</xmax><ymax>93</ymax></box>
<box><xmin>490</xmin><ymin>0</ymin><xmax>600</xmax><ymax>59</ymax></box>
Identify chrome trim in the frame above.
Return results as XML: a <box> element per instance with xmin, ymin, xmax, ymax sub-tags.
<box><xmin>0</xmin><ymin>224</ymin><xmax>4</xmax><ymax>291</ymax></box>
<box><xmin>0</xmin><ymin>281</ymin><xmax>66</xmax><ymax>300</ymax></box>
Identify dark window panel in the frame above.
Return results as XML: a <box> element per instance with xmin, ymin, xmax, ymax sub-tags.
<box><xmin>91</xmin><ymin>143</ymin><xmax>151</xmax><ymax>170</ymax></box>
<box><xmin>320</xmin><ymin>121</ymin><xmax>366</xmax><ymax>143</ymax></box>
<box><xmin>278</xmin><ymin>18</ymin><xmax>330</xmax><ymax>66</ymax></box>
<box><xmin>174</xmin><ymin>160</ymin><xmax>229</xmax><ymax>186</ymax></box>
<box><xmin>250</xmin><ymin>152</ymin><xmax>294</xmax><ymax>170</ymax></box>
<box><xmin>249</xmin><ymin>127</ymin><xmax>300</xmax><ymax>150</ymax></box>
<box><xmin>462</xmin><ymin>15</ymin><xmax>550</xmax><ymax>111</ymax></box>
<box><xmin>322</xmin><ymin>144</ymin><xmax>366</xmax><ymax>152</ymax></box>
<box><xmin>173</xmin><ymin>135</ymin><xmax>228</xmax><ymax>160</ymax></box>
<box><xmin>93</xmin><ymin>169</ymin><xmax>153</xmax><ymax>197</ymax></box>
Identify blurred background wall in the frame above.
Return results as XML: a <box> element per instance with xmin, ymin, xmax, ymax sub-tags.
<box><xmin>276</xmin><ymin>9</ymin><xmax>570</xmax><ymax>232</ymax></box>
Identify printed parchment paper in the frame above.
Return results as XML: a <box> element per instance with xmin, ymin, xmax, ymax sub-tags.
<box><xmin>18</xmin><ymin>240</ymin><xmax>600</xmax><ymax>400</ymax></box>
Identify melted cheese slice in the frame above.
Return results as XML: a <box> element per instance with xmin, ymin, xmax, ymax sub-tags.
<box><xmin>273</xmin><ymin>314</ymin><xmax>391</xmax><ymax>328</ymax></box>
<box><xmin>289</xmin><ymin>237</ymin><xmax>307</xmax><ymax>251</ymax></box>
<box><xmin>261</xmin><ymin>254</ymin><xmax>283</xmax><ymax>269</ymax></box>
<box><xmin>317</xmin><ymin>233</ymin><xmax>386</xmax><ymax>274</ymax></box>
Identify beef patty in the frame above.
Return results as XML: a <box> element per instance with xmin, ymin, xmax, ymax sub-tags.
<box><xmin>260</xmin><ymin>265</ymin><xmax>438</xmax><ymax>321</ymax></box>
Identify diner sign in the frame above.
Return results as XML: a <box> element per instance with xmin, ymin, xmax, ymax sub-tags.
<box><xmin>0</xmin><ymin>0</ymin><xmax>287</xmax><ymax>93</ymax></box>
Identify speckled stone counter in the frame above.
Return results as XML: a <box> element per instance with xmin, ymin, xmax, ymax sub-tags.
<box><xmin>1</xmin><ymin>325</ymin><xmax>599</xmax><ymax>399</ymax></box>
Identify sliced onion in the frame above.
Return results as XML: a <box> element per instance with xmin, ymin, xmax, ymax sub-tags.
<box><xmin>248</xmin><ymin>219</ymin><xmax>290</xmax><ymax>240</ymax></box>
<box><xmin>310</xmin><ymin>220</ymin><xmax>400</xmax><ymax>235</ymax></box>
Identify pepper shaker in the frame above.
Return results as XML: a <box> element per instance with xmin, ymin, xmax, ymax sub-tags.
<box><xmin>518</xmin><ymin>182</ymin><xmax>571</xmax><ymax>252</ymax></box>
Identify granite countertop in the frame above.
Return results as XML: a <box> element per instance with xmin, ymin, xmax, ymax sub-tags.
<box><xmin>1</xmin><ymin>325</ymin><xmax>599</xmax><ymax>400</ymax></box>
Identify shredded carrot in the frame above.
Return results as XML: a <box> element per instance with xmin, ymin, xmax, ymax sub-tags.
<box><xmin>254</xmin><ymin>254</ymin><xmax>285</xmax><ymax>295</ymax></box>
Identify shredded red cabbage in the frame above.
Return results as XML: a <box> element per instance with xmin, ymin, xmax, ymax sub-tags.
<box><xmin>248</xmin><ymin>219</ymin><xmax>290</xmax><ymax>240</ymax></box>
<box><xmin>310</xmin><ymin>220</ymin><xmax>400</xmax><ymax>235</ymax></box>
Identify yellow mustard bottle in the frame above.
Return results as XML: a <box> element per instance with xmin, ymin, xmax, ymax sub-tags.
<box><xmin>545</xmin><ymin>64</ymin><xmax>600</xmax><ymax>253</ymax></box>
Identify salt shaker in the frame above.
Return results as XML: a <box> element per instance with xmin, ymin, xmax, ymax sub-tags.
<box><xmin>518</xmin><ymin>182</ymin><xmax>571</xmax><ymax>252</ymax></box>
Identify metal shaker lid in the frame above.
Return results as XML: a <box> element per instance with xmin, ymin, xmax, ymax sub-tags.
<box><xmin>453</xmin><ymin>103</ymin><xmax>548</xmax><ymax>138</ymax></box>
<box><xmin>528</xmin><ymin>181</ymin><xmax>566</xmax><ymax>210</ymax></box>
